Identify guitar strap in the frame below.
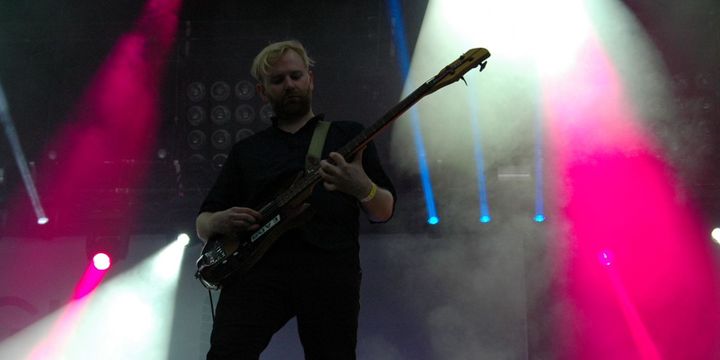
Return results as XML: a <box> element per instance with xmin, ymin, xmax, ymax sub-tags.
<box><xmin>305</xmin><ymin>120</ymin><xmax>331</xmax><ymax>173</ymax></box>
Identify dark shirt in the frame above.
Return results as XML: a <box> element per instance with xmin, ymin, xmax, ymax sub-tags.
<box><xmin>199</xmin><ymin>114</ymin><xmax>396</xmax><ymax>252</ymax></box>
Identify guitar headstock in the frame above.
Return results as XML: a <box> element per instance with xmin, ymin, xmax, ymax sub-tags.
<box><xmin>428</xmin><ymin>48</ymin><xmax>491</xmax><ymax>93</ymax></box>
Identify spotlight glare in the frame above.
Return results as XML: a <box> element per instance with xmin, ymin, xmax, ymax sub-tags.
<box><xmin>598</xmin><ymin>249</ymin><xmax>613</xmax><ymax>267</ymax></box>
<box><xmin>92</xmin><ymin>252</ymin><xmax>112</xmax><ymax>271</ymax></box>
<box><xmin>480</xmin><ymin>215</ymin><xmax>491</xmax><ymax>223</ymax></box>
<box><xmin>427</xmin><ymin>216</ymin><xmax>439</xmax><ymax>225</ymax></box>
<box><xmin>177</xmin><ymin>233</ymin><xmax>190</xmax><ymax>246</ymax></box>
<box><xmin>534</xmin><ymin>214</ymin><xmax>546</xmax><ymax>223</ymax></box>
<box><xmin>37</xmin><ymin>216</ymin><xmax>49</xmax><ymax>225</ymax></box>
<box><xmin>712</xmin><ymin>228</ymin><xmax>720</xmax><ymax>244</ymax></box>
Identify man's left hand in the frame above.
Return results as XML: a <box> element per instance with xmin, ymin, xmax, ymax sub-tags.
<box><xmin>318</xmin><ymin>148</ymin><xmax>372</xmax><ymax>199</ymax></box>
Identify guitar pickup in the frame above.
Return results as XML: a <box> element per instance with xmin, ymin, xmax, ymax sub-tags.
<box><xmin>204</xmin><ymin>244</ymin><xmax>227</xmax><ymax>265</ymax></box>
<box><xmin>250</xmin><ymin>214</ymin><xmax>281</xmax><ymax>243</ymax></box>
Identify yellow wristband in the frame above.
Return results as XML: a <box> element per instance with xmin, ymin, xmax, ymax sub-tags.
<box><xmin>360</xmin><ymin>182</ymin><xmax>378</xmax><ymax>203</ymax></box>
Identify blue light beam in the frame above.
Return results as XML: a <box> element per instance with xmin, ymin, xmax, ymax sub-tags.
<box><xmin>0</xmin><ymin>80</ymin><xmax>48</xmax><ymax>224</ymax></box>
<box><xmin>387</xmin><ymin>0</ymin><xmax>440</xmax><ymax>225</ymax></box>
<box><xmin>468</xmin><ymin>85</ymin><xmax>491</xmax><ymax>223</ymax></box>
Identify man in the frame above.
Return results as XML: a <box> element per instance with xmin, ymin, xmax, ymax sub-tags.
<box><xmin>196</xmin><ymin>40</ymin><xmax>396</xmax><ymax>359</ymax></box>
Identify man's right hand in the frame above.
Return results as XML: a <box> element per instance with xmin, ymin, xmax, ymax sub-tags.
<box><xmin>196</xmin><ymin>207</ymin><xmax>263</xmax><ymax>242</ymax></box>
<box><xmin>210</xmin><ymin>207</ymin><xmax>263</xmax><ymax>234</ymax></box>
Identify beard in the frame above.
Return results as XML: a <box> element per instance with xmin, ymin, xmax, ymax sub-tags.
<box><xmin>268</xmin><ymin>88</ymin><xmax>312</xmax><ymax>120</ymax></box>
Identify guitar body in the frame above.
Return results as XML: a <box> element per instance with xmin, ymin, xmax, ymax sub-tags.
<box><xmin>196</xmin><ymin>200</ymin><xmax>314</xmax><ymax>290</ymax></box>
<box><xmin>195</xmin><ymin>47</ymin><xmax>491</xmax><ymax>289</ymax></box>
<box><xmin>195</xmin><ymin>170</ymin><xmax>317</xmax><ymax>290</ymax></box>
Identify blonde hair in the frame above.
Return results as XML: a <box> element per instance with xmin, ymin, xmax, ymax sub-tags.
<box><xmin>250</xmin><ymin>40</ymin><xmax>315</xmax><ymax>84</ymax></box>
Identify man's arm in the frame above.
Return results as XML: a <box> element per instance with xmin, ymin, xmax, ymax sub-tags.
<box><xmin>195</xmin><ymin>207</ymin><xmax>263</xmax><ymax>243</ymax></box>
<box><xmin>357</xmin><ymin>182</ymin><xmax>394</xmax><ymax>222</ymax></box>
<box><xmin>318</xmin><ymin>149</ymin><xmax>395</xmax><ymax>222</ymax></box>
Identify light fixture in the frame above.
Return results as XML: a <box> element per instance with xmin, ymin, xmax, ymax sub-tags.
<box><xmin>211</xmin><ymin>153</ymin><xmax>227</xmax><ymax>171</ymax></box>
<box><xmin>210</xmin><ymin>81</ymin><xmax>231</xmax><ymax>101</ymax></box>
<box><xmin>86</xmin><ymin>235</ymin><xmax>129</xmax><ymax>269</ymax></box>
<box><xmin>210</xmin><ymin>105</ymin><xmax>231</xmax><ymax>125</ymax></box>
<box><xmin>187</xmin><ymin>130</ymin><xmax>207</xmax><ymax>150</ymax></box>
<box><xmin>186</xmin><ymin>82</ymin><xmax>206</xmax><ymax>102</ymax></box>
<box><xmin>187</xmin><ymin>105</ymin><xmax>206</xmax><ymax>126</ymax></box>
<box><xmin>235</xmin><ymin>104</ymin><xmax>255</xmax><ymax>124</ymax></box>
<box><xmin>235</xmin><ymin>80</ymin><xmax>255</xmax><ymax>100</ymax></box>
<box><xmin>211</xmin><ymin>129</ymin><xmax>232</xmax><ymax>150</ymax></box>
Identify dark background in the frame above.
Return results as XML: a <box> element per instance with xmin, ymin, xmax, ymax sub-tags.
<box><xmin>0</xmin><ymin>1</ymin><xmax>718</xmax><ymax>359</ymax></box>
<box><xmin>0</xmin><ymin>0</ymin><xmax>718</xmax><ymax>234</ymax></box>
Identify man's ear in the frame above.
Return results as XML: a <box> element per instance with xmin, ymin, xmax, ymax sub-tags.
<box><xmin>256</xmin><ymin>82</ymin><xmax>268</xmax><ymax>102</ymax></box>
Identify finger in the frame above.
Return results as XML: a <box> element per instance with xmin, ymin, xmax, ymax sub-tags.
<box><xmin>230</xmin><ymin>207</ymin><xmax>262</xmax><ymax>220</ymax></box>
<box><xmin>234</xmin><ymin>213</ymin><xmax>259</xmax><ymax>223</ymax></box>
<box><xmin>323</xmin><ymin>181</ymin><xmax>337</xmax><ymax>192</ymax></box>
<box><xmin>248</xmin><ymin>209</ymin><xmax>262</xmax><ymax>219</ymax></box>
<box><xmin>328</xmin><ymin>152</ymin><xmax>347</xmax><ymax>166</ymax></box>
<box><xmin>239</xmin><ymin>223</ymin><xmax>258</xmax><ymax>232</ymax></box>
<box><xmin>319</xmin><ymin>162</ymin><xmax>339</xmax><ymax>178</ymax></box>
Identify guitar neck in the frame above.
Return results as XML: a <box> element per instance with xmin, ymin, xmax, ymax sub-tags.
<box><xmin>259</xmin><ymin>48</ymin><xmax>490</xmax><ymax>218</ymax></box>
<box><xmin>336</xmin><ymin>80</ymin><xmax>433</xmax><ymax>160</ymax></box>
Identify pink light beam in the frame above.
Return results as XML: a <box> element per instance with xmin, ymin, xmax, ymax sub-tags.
<box><xmin>543</xmin><ymin>37</ymin><xmax>720</xmax><ymax>359</ymax></box>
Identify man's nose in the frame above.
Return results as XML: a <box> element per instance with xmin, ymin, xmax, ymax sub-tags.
<box><xmin>282</xmin><ymin>76</ymin><xmax>296</xmax><ymax>90</ymax></box>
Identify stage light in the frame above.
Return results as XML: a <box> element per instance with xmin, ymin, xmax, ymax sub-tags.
<box><xmin>235</xmin><ymin>80</ymin><xmax>255</xmax><ymax>100</ymax></box>
<box><xmin>37</xmin><ymin>216</ymin><xmax>49</xmax><ymax>225</ymax></box>
<box><xmin>210</xmin><ymin>81</ymin><xmax>231</xmax><ymax>101</ymax></box>
<box><xmin>93</xmin><ymin>253</ymin><xmax>112</xmax><ymax>270</ymax></box>
<box><xmin>210</xmin><ymin>129</ymin><xmax>232</xmax><ymax>150</ymax></box>
<box><xmin>86</xmin><ymin>235</ymin><xmax>128</xmax><ymax>269</ymax></box>
<box><xmin>177</xmin><ymin>233</ymin><xmax>190</xmax><ymax>246</ymax></box>
<box><xmin>187</xmin><ymin>130</ymin><xmax>206</xmax><ymax>150</ymax></box>
<box><xmin>210</xmin><ymin>105</ymin><xmax>231</xmax><ymax>125</ymax></box>
<box><xmin>186</xmin><ymin>82</ymin><xmax>206</xmax><ymax>102</ymax></box>
<box><xmin>211</xmin><ymin>153</ymin><xmax>227</xmax><ymax>171</ymax></box>
<box><xmin>387</xmin><ymin>0</ymin><xmax>442</xmax><ymax>228</ymax></box>
<box><xmin>187</xmin><ymin>105</ymin><xmax>206</xmax><ymax>126</ymax></box>
<box><xmin>235</xmin><ymin>104</ymin><xmax>255</xmax><ymax>124</ymax></box>
<box><xmin>712</xmin><ymin>228</ymin><xmax>720</xmax><ymax>244</ymax></box>
<box><xmin>1</xmin><ymin>82</ymin><xmax>48</xmax><ymax>225</ymax></box>
<box><xmin>598</xmin><ymin>250</ymin><xmax>613</xmax><ymax>267</ymax></box>
<box><xmin>480</xmin><ymin>215</ymin><xmax>491</xmax><ymax>223</ymax></box>
<box><xmin>534</xmin><ymin>214</ymin><xmax>545</xmax><ymax>223</ymax></box>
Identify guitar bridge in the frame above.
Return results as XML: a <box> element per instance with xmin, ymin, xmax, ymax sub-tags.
<box><xmin>203</xmin><ymin>243</ymin><xmax>227</xmax><ymax>265</ymax></box>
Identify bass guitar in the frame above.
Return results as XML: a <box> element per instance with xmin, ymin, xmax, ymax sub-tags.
<box><xmin>195</xmin><ymin>47</ymin><xmax>491</xmax><ymax>290</ymax></box>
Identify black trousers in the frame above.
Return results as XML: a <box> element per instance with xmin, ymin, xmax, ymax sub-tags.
<box><xmin>206</xmin><ymin>236</ymin><xmax>362</xmax><ymax>360</ymax></box>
